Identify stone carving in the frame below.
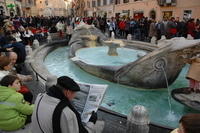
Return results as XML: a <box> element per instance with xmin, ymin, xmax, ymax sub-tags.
<box><xmin>150</xmin><ymin>36</ymin><xmax>157</xmax><ymax>44</ymax></box>
<box><xmin>127</xmin><ymin>34</ymin><xmax>132</xmax><ymax>41</ymax></box>
<box><xmin>126</xmin><ymin>105</ymin><xmax>149</xmax><ymax>133</ymax></box>
<box><xmin>45</xmin><ymin>75</ymin><xmax>57</xmax><ymax>91</ymax></box>
<box><xmin>69</xmin><ymin>23</ymin><xmax>200</xmax><ymax>89</ymax></box>
<box><xmin>32</xmin><ymin>39</ymin><xmax>40</xmax><ymax>49</ymax></box>
<box><xmin>107</xmin><ymin>43</ymin><xmax>119</xmax><ymax>56</ymax></box>
<box><xmin>25</xmin><ymin>45</ymin><xmax>32</xmax><ymax>56</ymax></box>
<box><xmin>187</xmin><ymin>34</ymin><xmax>194</xmax><ymax>40</ymax></box>
<box><xmin>47</xmin><ymin>32</ymin><xmax>52</xmax><ymax>43</ymax></box>
<box><xmin>157</xmin><ymin>35</ymin><xmax>166</xmax><ymax>45</ymax></box>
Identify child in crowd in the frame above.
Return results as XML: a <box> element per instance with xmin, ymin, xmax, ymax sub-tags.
<box><xmin>0</xmin><ymin>75</ymin><xmax>34</xmax><ymax>131</ymax></box>
<box><xmin>0</xmin><ymin>56</ymin><xmax>33</xmax><ymax>103</ymax></box>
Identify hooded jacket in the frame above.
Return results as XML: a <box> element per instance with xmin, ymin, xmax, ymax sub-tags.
<box><xmin>0</xmin><ymin>86</ymin><xmax>34</xmax><ymax>131</ymax></box>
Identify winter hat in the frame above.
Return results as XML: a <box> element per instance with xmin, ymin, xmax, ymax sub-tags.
<box><xmin>57</xmin><ymin>76</ymin><xmax>80</xmax><ymax>92</ymax></box>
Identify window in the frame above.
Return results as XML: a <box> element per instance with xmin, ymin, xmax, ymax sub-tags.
<box><xmin>87</xmin><ymin>1</ymin><xmax>90</xmax><ymax>8</ymax></box>
<box><xmin>163</xmin><ymin>11</ymin><xmax>173</xmax><ymax>20</ymax></box>
<box><xmin>34</xmin><ymin>0</ymin><xmax>36</xmax><ymax>5</ymax></box>
<box><xmin>92</xmin><ymin>1</ymin><xmax>96</xmax><ymax>7</ymax></box>
<box><xmin>97</xmin><ymin>0</ymin><xmax>101</xmax><ymax>6</ymax></box>
<box><xmin>123</xmin><ymin>0</ymin><xmax>129</xmax><ymax>3</ymax></box>
<box><xmin>103</xmin><ymin>0</ymin><xmax>107</xmax><ymax>5</ymax></box>
<box><xmin>183</xmin><ymin>10</ymin><xmax>192</xmax><ymax>21</ymax></box>
<box><xmin>115</xmin><ymin>0</ymin><xmax>120</xmax><ymax>4</ymax></box>
<box><xmin>28</xmin><ymin>0</ymin><xmax>32</xmax><ymax>4</ymax></box>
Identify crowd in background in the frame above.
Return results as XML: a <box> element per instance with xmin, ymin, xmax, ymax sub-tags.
<box><xmin>82</xmin><ymin>16</ymin><xmax>200</xmax><ymax>41</ymax></box>
<box><xmin>1</xmin><ymin>15</ymin><xmax>200</xmax><ymax>47</ymax></box>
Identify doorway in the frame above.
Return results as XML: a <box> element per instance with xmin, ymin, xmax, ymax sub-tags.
<box><xmin>149</xmin><ymin>10</ymin><xmax>156</xmax><ymax>19</ymax></box>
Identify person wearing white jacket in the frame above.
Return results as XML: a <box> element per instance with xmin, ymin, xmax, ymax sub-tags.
<box><xmin>56</xmin><ymin>21</ymin><xmax>65</xmax><ymax>37</ymax></box>
<box><xmin>31</xmin><ymin>76</ymin><xmax>103</xmax><ymax>133</ymax></box>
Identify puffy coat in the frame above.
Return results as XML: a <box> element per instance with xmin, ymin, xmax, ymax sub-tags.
<box><xmin>0</xmin><ymin>86</ymin><xmax>34</xmax><ymax>131</ymax></box>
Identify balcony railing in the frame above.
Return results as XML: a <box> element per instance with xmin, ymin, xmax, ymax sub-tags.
<box><xmin>158</xmin><ymin>0</ymin><xmax>177</xmax><ymax>6</ymax></box>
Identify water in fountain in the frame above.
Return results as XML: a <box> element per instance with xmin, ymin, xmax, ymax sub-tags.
<box><xmin>45</xmin><ymin>47</ymin><xmax>200</xmax><ymax>128</ymax></box>
<box><xmin>162</xmin><ymin>67</ymin><xmax>172</xmax><ymax>112</ymax></box>
<box><xmin>111</xmin><ymin>31</ymin><xmax>115</xmax><ymax>40</ymax></box>
<box><xmin>76</xmin><ymin>46</ymin><xmax>147</xmax><ymax>66</ymax></box>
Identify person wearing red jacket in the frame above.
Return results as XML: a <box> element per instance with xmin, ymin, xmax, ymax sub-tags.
<box><xmin>119</xmin><ymin>19</ymin><xmax>126</xmax><ymax>37</ymax></box>
<box><xmin>187</xmin><ymin>19</ymin><xmax>196</xmax><ymax>37</ymax></box>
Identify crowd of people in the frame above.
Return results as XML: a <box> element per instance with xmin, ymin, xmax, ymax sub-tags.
<box><xmin>0</xmin><ymin>49</ymin><xmax>100</xmax><ymax>132</ymax></box>
<box><xmin>0</xmin><ymin>14</ymin><xmax>200</xmax><ymax>133</ymax></box>
<box><xmin>81</xmin><ymin>16</ymin><xmax>200</xmax><ymax>41</ymax></box>
<box><xmin>0</xmin><ymin>15</ymin><xmax>103</xmax><ymax>133</ymax></box>
<box><xmin>1</xmin><ymin>15</ymin><xmax>200</xmax><ymax>46</ymax></box>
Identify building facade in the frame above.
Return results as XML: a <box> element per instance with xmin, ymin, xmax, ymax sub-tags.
<box><xmin>83</xmin><ymin>0</ymin><xmax>200</xmax><ymax>20</ymax></box>
<box><xmin>35</xmin><ymin>0</ymin><xmax>69</xmax><ymax>16</ymax></box>
<box><xmin>0</xmin><ymin>0</ymin><xmax>7</xmax><ymax>15</ymax></box>
<box><xmin>159</xmin><ymin>0</ymin><xmax>200</xmax><ymax>21</ymax></box>
<box><xmin>21</xmin><ymin>0</ymin><xmax>37</xmax><ymax>16</ymax></box>
<box><xmin>0</xmin><ymin>0</ymin><xmax>23</xmax><ymax>16</ymax></box>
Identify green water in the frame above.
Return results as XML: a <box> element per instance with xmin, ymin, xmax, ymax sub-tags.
<box><xmin>44</xmin><ymin>46</ymin><xmax>199</xmax><ymax>128</ymax></box>
<box><xmin>76</xmin><ymin>47</ymin><xmax>147</xmax><ymax>66</ymax></box>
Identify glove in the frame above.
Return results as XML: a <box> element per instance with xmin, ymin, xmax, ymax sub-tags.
<box><xmin>89</xmin><ymin>111</ymin><xmax>97</xmax><ymax>124</ymax></box>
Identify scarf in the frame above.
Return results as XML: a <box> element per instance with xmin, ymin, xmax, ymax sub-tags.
<box><xmin>47</xmin><ymin>86</ymin><xmax>88</xmax><ymax>133</ymax></box>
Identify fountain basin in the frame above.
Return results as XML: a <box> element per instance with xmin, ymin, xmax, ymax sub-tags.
<box><xmin>75</xmin><ymin>47</ymin><xmax>147</xmax><ymax>66</ymax></box>
<box><xmin>44</xmin><ymin>46</ymin><xmax>199</xmax><ymax>129</ymax></box>
<box><xmin>69</xmin><ymin>24</ymin><xmax>189</xmax><ymax>89</ymax></box>
<box><xmin>29</xmin><ymin>40</ymin><xmax>199</xmax><ymax>129</ymax></box>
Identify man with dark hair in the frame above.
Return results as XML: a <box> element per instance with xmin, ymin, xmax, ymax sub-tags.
<box><xmin>171</xmin><ymin>113</ymin><xmax>200</xmax><ymax>133</ymax></box>
<box><xmin>31</xmin><ymin>76</ymin><xmax>100</xmax><ymax>133</ymax></box>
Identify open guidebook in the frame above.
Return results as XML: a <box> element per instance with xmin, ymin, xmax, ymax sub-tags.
<box><xmin>72</xmin><ymin>82</ymin><xmax>108</xmax><ymax>123</ymax></box>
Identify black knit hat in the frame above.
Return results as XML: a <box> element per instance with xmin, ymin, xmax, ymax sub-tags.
<box><xmin>57</xmin><ymin>76</ymin><xmax>80</xmax><ymax>92</ymax></box>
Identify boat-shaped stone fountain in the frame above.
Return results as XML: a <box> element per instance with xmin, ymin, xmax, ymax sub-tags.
<box><xmin>69</xmin><ymin>23</ymin><xmax>200</xmax><ymax>89</ymax></box>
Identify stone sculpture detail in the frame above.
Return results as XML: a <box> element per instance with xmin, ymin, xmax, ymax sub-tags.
<box><xmin>68</xmin><ymin>23</ymin><xmax>200</xmax><ymax>89</ymax></box>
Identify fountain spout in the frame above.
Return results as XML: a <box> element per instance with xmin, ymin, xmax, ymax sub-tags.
<box><xmin>161</xmin><ymin>66</ymin><xmax>172</xmax><ymax>112</ymax></box>
<box><xmin>104</xmin><ymin>39</ymin><xmax>125</xmax><ymax>56</ymax></box>
<box><xmin>107</xmin><ymin>43</ymin><xmax>120</xmax><ymax>56</ymax></box>
<box><xmin>111</xmin><ymin>31</ymin><xmax>115</xmax><ymax>40</ymax></box>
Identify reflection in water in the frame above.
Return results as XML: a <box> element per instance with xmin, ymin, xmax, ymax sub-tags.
<box><xmin>44</xmin><ymin>47</ymin><xmax>199</xmax><ymax>128</ymax></box>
